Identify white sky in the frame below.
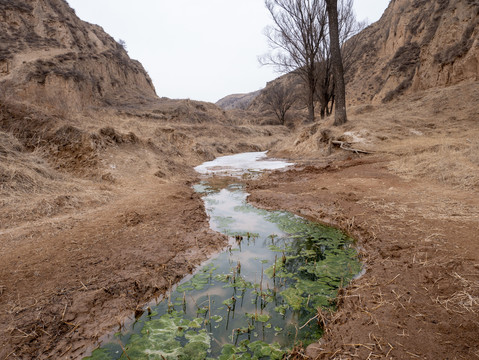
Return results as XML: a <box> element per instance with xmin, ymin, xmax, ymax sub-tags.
<box><xmin>67</xmin><ymin>0</ymin><xmax>390</xmax><ymax>103</ymax></box>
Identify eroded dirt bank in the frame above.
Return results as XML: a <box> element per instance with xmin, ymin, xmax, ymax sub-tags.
<box><xmin>0</xmin><ymin>178</ymin><xmax>227</xmax><ymax>359</ymax></box>
<box><xmin>247</xmin><ymin>156</ymin><xmax>479</xmax><ymax>359</ymax></box>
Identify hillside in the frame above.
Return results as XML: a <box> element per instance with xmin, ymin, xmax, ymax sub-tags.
<box><xmin>346</xmin><ymin>0</ymin><xmax>479</xmax><ymax>104</ymax></box>
<box><xmin>0</xmin><ymin>0</ymin><xmax>158</xmax><ymax>111</ymax></box>
<box><xmin>216</xmin><ymin>89</ymin><xmax>261</xmax><ymax>110</ymax></box>
<box><xmin>0</xmin><ymin>0</ymin><xmax>287</xmax><ymax>186</ymax></box>
<box><xmin>243</xmin><ymin>0</ymin><xmax>479</xmax><ymax>114</ymax></box>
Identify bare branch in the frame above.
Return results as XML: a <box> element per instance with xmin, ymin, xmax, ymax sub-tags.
<box><xmin>262</xmin><ymin>81</ymin><xmax>299</xmax><ymax>124</ymax></box>
<box><xmin>261</xmin><ymin>0</ymin><xmax>328</xmax><ymax>122</ymax></box>
<box><xmin>261</xmin><ymin>0</ymin><xmax>363</xmax><ymax>123</ymax></box>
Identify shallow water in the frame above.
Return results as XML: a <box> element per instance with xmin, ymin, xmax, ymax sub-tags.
<box><xmin>85</xmin><ymin>153</ymin><xmax>361</xmax><ymax>360</ymax></box>
<box><xmin>194</xmin><ymin>151</ymin><xmax>293</xmax><ymax>177</ymax></box>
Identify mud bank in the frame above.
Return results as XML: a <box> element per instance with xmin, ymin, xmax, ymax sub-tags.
<box><xmin>246</xmin><ymin>156</ymin><xmax>479</xmax><ymax>359</ymax></box>
<box><xmin>0</xmin><ymin>180</ymin><xmax>228</xmax><ymax>360</ymax></box>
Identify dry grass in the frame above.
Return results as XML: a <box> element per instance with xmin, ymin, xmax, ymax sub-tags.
<box><xmin>434</xmin><ymin>272</ymin><xmax>479</xmax><ymax>315</ymax></box>
<box><xmin>0</xmin><ymin>96</ymin><xmax>290</xmax><ymax>232</ymax></box>
<box><xmin>0</xmin><ymin>130</ymin><xmax>113</xmax><ymax>229</ymax></box>
<box><xmin>0</xmin><ymin>132</ymin><xmax>57</xmax><ymax>193</ymax></box>
<box><xmin>271</xmin><ymin>80</ymin><xmax>479</xmax><ymax>190</ymax></box>
<box><xmin>388</xmin><ymin>137</ymin><xmax>479</xmax><ymax>189</ymax></box>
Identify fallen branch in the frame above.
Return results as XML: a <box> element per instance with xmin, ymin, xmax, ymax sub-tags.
<box><xmin>332</xmin><ymin>141</ymin><xmax>372</xmax><ymax>154</ymax></box>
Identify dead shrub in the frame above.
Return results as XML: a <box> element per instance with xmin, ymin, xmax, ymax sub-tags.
<box><xmin>0</xmin><ymin>102</ymin><xmax>55</xmax><ymax>149</ymax></box>
<box><xmin>98</xmin><ymin>127</ymin><xmax>140</xmax><ymax>147</ymax></box>
<box><xmin>388</xmin><ymin>42</ymin><xmax>420</xmax><ymax>75</ymax></box>
<box><xmin>260</xmin><ymin>117</ymin><xmax>283</xmax><ymax>126</ymax></box>
<box><xmin>0</xmin><ymin>131</ymin><xmax>23</xmax><ymax>155</ymax></box>
<box><xmin>99</xmin><ymin>127</ymin><xmax>125</xmax><ymax>144</ymax></box>
<box><xmin>319</xmin><ymin>128</ymin><xmax>333</xmax><ymax>143</ymax></box>
<box><xmin>52</xmin><ymin>125</ymin><xmax>84</xmax><ymax>146</ymax></box>
<box><xmin>0</xmin><ymin>132</ymin><xmax>58</xmax><ymax>194</ymax></box>
<box><xmin>434</xmin><ymin>17</ymin><xmax>479</xmax><ymax>65</ymax></box>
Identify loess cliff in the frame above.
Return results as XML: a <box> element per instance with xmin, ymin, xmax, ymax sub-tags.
<box><xmin>345</xmin><ymin>0</ymin><xmax>479</xmax><ymax>104</ymax></box>
<box><xmin>0</xmin><ymin>0</ymin><xmax>157</xmax><ymax>112</ymax></box>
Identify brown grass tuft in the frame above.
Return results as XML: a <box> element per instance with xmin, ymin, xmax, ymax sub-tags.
<box><xmin>388</xmin><ymin>140</ymin><xmax>479</xmax><ymax>190</ymax></box>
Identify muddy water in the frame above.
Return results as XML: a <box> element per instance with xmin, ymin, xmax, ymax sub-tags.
<box><xmin>85</xmin><ymin>152</ymin><xmax>361</xmax><ymax>360</ymax></box>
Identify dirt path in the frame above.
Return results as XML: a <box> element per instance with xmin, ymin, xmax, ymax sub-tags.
<box><xmin>0</xmin><ymin>177</ymin><xmax>226</xmax><ymax>359</ymax></box>
<box><xmin>247</xmin><ymin>156</ymin><xmax>479</xmax><ymax>359</ymax></box>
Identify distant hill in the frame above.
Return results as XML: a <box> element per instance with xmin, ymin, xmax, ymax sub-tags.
<box><xmin>216</xmin><ymin>90</ymin><xmax>262</xmax><ymax>110</ymax></box>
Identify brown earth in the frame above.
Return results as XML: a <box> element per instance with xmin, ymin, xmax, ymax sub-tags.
<box><xmin>1</xmin><ymin>81</ymin><xmax>478</xmax><ymax>359</ymax></box>
<box><xmin>0</xmin><ymin>99</ymin><xmax>289</xmax><ymax>359</ymax></box>
<box><xmin>247</xmin><ymin>157</ymin><xmax>479</xmax><ymax>359</ymax></box>
<box><xmin>250</xmin><ymin>80</ymin><xmax>479</xmax><ymax>359</ymax></box>
<box><xmin>2</xmin><ymin>148</ymin><xmax>478</xmax><ymax>360</ymax></box>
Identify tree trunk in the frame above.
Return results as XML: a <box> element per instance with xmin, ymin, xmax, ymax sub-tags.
<box><xmin>326</xmin><ymin>0</ymin><xmax>347</xmax><ymax>126</ymax></box>
<box><xmin>328</xmin><ymin>95</ymin><xmax>334</xmax><ymax>115</ymax></box>
<box><xmin>307</xmin><ymin>75</ymin><xmax>315</xmax><ymax>122</ymax></box>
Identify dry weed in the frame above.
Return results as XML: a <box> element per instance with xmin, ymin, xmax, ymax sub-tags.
<box><xmin>0</xmin><ymin>135</ymin><xmax>58</xmax><ymax>194</ymax></box>
<box><xmin>388</xmin><ymin>140</ymin><xmax>479</xmax><ymax>190</ymax></box>
<box><xmin>434</xmin><ymin>272</ymin><xmax>479</xmax><ymax>314</ymax></box>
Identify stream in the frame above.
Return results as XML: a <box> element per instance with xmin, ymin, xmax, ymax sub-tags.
<box><xmin>85</xmin><ymin>152</ymin><xmax>362</xmax><ymax>360</ymax></box>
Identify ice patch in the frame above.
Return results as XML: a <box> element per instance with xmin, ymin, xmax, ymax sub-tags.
<box><xmin>194</xmin><ymin>151</ymin><xmax>293</xmax><ymax>176</ymax></box>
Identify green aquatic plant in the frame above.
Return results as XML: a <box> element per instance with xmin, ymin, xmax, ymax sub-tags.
<box><xmin>263</xmin><ymin>211</ymin><xmax>361</xmax><ymax>316</ymax></box>
<box><xmin>176</xmin><ymin>264</ymin><xmax>217</xmax><ymax>293</ymax></box>
<box><xmin>85</xmin><ymin>312</ymin><xmax>210</xmax><ymax>360</ymax></box>
<box><xmin>212</xmin><ymin>340</ymin><xmax>284</xmax><ymax>360</ymax></box>
<box><xmin>85</xmin><ymin>349</ymin><xmax>111</xmax><ymax>360</ymax></box>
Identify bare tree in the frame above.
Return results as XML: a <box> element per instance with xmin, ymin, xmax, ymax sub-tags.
<box><xmin>315</xmin><ymin>48</ymin><xmax>334</xmax><ymax>119</ymax></box>
<box><xmin>326</xmin><ymin>0</ymin><xmax>347</xmax><ymax>125</ymax></box>
<box><xmin>263</xmin><ymin>81</ymin><xmax>298</xmax><ymax>124</ymax></box>
<box><xmin>261</xmin><ymin>0</ymin><xmax>327</xmax><ymax>123</ymax></box>
<box><xmin>315</xmin><ymin>0</ymin><xmax>364</xmax><ymax>119</ymax></box>
<box><xmin>118</xmin><ymin>39</ymin><xmax>127</xmax><ymax>51</ymax></box>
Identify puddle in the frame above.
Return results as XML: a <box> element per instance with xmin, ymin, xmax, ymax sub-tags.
<box><xmin>85</xmin><ymin>152</ymin><xmax>361</xmax><ymax>360</ymax></box>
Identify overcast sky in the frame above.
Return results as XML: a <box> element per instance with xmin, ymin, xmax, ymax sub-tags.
<box><xmin>67</xmin><ymin>0</ymin><xmax>390</xmax><ymax>103</ymax></box>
